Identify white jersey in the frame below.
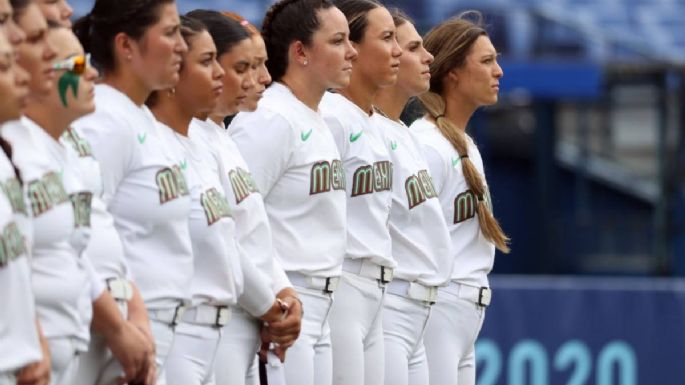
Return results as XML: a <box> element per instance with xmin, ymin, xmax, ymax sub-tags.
<box><xmin>73</xmin><ymin>84</ymin><xmax>193</xmax><ymax>309</ymax></box>
<box><xmin>60</xmin><ymin>126</ymin><xmax>130</xmax><ymax>282</ymax></box>
<box><xmin>371</xmin><ymin>113</ymin><xmax>452</xmax><ymax>287</ymax></box>
<box><xmin>0</xmin><ymin>148</ymin><xmax>42</xmax><ymax>372</ymax></box>
<box><xmin>320</xmin><ymin>93</ymin><xmax>394</xmax><ymax>268</ymax></box>
<box><xmin>2</xmin><ymin>118</ymin><xmax>103</xmax><ymax>351</ymax></box>
<box><xmin>230</xmin><ymin>83</ymin><xmax>347</xmax><ymax>278</ymax></box>
<box><xmin>410</xmin><ymin>118</ymin><xmax>495</xmax><ymax>287</ymax></box>
<box><xmin>190</xmin><ymin>118</ymin><xmax>291</xmax><ymax>296</ymax></box>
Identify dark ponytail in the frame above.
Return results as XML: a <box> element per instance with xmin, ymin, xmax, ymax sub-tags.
<box><xmin>72</xmin><ymin>0</ymin><xmax>174</xmax><ymax>73</ymax></box>
<box><xmin>0</xmin><ymin>139</ymin><xmax>21</xmax><ymax>184</ymax></box>
<box><xmin>261</xmin><ymin>0</ymin><xmax>334</xmax><ymax>82</ymax></box>
<box><xmin>185</xmin><ymin>9</ymin><xmax>250</xmax><ymax>57</ymax></box>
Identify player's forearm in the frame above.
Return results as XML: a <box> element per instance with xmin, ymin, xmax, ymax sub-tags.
<box><xmin>91</xmin><ymin>291</ymin><xmax>126</xmax><ymax>338</ymax></box>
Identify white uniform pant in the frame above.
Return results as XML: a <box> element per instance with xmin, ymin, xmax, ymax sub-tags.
<box><xmin>149</xmin><ymin>317</ymin><xmax>177</xmax><ymax>385</ymax></box>
<box><xmin>214</xmin><ymin>307</ymin><xmax>260</xmax><ymax>385</ymax></box>
<box><xmin>48</xmin><ymin>338</ymin><xmax>81</xmax><ymax>385</ymax></box>
<box><xmin>328</xmin><ymin>271</ymin><xmax>385</xmax><ymax>385</ymax></box>
<box><xmin>76</xmin><ymin>299</ymin><xmax>128</xmax><ymax>385</ymax></box>
<box><xmin>283</xmin><ymin>286</ymin><xmax>334</xmax><ymax>385</ymax></box>
<box><xmin>165</xmin><ymin>322</ymin><xmax>222</xmax><ymax>385</ymax></box>
<box><xmin>423</xmin><ymin>286</ymin><xmax>486</xmax><ymax>385</ymax></box>
<box><xmin>382</xmin><ymin>293</ymin><xmax>432</xmax><ymax>385</ymax></box>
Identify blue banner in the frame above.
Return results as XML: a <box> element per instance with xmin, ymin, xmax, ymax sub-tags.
<box><xmin>476</xmin><ymin>276</ymin><xmax>685</xmax><ymax>385</ymax></box>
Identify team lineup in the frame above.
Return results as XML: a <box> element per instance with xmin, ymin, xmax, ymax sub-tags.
<box><xmin>0</xmin><ymin>0</ymin><xmax>509</xmax><ymax>385</ymax></box>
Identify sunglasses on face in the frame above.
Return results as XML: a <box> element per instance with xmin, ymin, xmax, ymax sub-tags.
<box><xmin>52</xmin><ymin>54</ymin><xmax>91</xmax><ymax>75</ymax></box>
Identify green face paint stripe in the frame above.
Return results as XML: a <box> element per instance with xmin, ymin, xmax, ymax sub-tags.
<box><xmin>58</xmin><ymin>71</ymin><xmax>80</xmax><ymax>107</ymax></box>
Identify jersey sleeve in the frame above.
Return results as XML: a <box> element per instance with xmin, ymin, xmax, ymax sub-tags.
<box><xmin>229</xmin><ymin>112</ymin><xmax>294</xmax><ymax>197</ymax></box>
<box><xmin>271</xmin><ymin>257</ymin><xmax>292</xmax><ymax>294</ymax></box>
<box><xmin>420</xmin><ymin>144</ymin><xmax>448</xmax><ymax>195</ymax></box>
<box><xmin>73</xmin><ymin>113</ymin><xmax>137</xmax><ymax>205</ymax></box>
<box><xmin>82</xmin><ymin>256</ymin><xmax>107</xmax><ymax>301</ymax></box>
<box><xmin>235</xmin><ymin>242</ymin><xmax>275</xmax><ymax>318</ymax></box>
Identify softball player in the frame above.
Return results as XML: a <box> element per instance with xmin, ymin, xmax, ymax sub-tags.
<box><xmin>147</xmin><ymin>15</ymin><xmax>286</xmax><ymax>385</ymax></box>
<box><xmin>411</xmin><ymin>13</ymin><xmax>509</xmax><ymax>385</ymax></box>
<box><xmin>373</xmin><ymin>10</ymin><xmax>454</xmax><ymax>385</ymax></box>
<box><xmin>230</xmin><ymin>1</ymin><xmax>356</xmax><ymax>384</ymax></box>
<box><xmin>319</xmin><ymin>1</ymin><xmax>401</xmax><ymax>384</ymax></box>
<box><xmin>187</xmin><ymin>10</ymin><xmax>301</xmax><ymax>385</ymax></box>
<box><xmin>13</xmin><ymin>20</ymin><xmax>155</xmax><ymax>385</ymax></box>
<box><xmin>40</xmin><ymin>26</ymin><xmax>154</xmax><ymax>385</ymax></box>
<box><xmin>72</xmin><ymin>1</ymin><xmax>190</xmax><ymax>383</ymax></box>
<box><xmin>35</xmin><ymin>0</ymin><xmax>72</xmax><ymax>27</ymax></box>
<box><xmin>0</xmin><ymin>29</ymin><xmax>47</xmax><ymax>385</ymax></box>
<box><xmin>1</xmin><ymin>4</ymin><xmax>104</xmax><ymax>384</ymax></box>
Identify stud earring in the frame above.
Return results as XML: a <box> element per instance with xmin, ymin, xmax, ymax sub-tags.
<box><xmin>303</xmin><ymin>59</ymin><xmax>308</xmax><ymax>66</ymax></box>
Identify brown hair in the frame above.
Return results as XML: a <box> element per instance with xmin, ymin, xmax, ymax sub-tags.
<box><xmin>261</xmin><ymin>0</ymin><xmax>334</xmax><ymax>82</ymax></box>
<box><xmin>331</xmin><ymin>0</ymin><xmax>380</xmax><ymax>43</ymax></box>
<box><xmin>388</xmin><ymin>7</ymin><xmax>411</xmax><ymax>28</ymax></box>
<box><xmin>419</xmin><ymin>11</ymin><xmax>510</xmax><ymax>253</ymax></box>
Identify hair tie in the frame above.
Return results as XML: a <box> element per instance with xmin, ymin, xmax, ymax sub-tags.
<box><xmin>435</xmin><ymin>114</ymin><xmax>445</xmax><ymax>120</ymax></box>
<box><xmin>460</xmin><ymin>154</ymin><xmax>469</xmax><ymax>159</ymax></box>
<box><xmin>477</xmin><ymin>194</ymin><xmax>485</xmax><ymax>202</ymax></box>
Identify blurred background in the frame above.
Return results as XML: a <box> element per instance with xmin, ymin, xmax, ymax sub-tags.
<box><xmin>70</xmin><ymin>0</ymin><xmax>685</xmax><ymax>383</ymax></box>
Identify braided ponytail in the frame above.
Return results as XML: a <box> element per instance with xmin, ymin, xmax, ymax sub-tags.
<box><xmin>419</xmin><ymin>13</ymin><xmax>510</xmax><ymax>253</ymax></box>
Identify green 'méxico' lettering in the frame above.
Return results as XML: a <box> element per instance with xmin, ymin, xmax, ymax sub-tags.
<box><xmin>70</xmin><ymin>191</ymin><xmax>93</xmax><ymax>228</ymax></box>
<box><xmin>201</xmin><ymin>188</ymin><xmax>232</xmax><ymax>226</ymax></box>
<box><xmin>1</xmin><ymin>178</ymin><xmax>27</xmax><ymax>214</ymax></box>
<box><xmin>310</xmin><ymin>161</ymin><xmax>331</xmax><ymax>195</ymax></box>
<box><xmin>156</xmin><ymin>166</ymin><xmax>190</xmax><ymax>204</ymax></box>
<box><xmin>405</xmin><ymin>176</ymin><xmax>425</xmax><ymax>209</ymax></box>
<box><xmin>418</xmin><ymin>170</ymin><xmax>437</xmax><ymax>199</ymax></box>
<box><xmin>331</xmin><ymin>160</ymin><xmax>345</xmax><ymax>191</ymax></box>
<box><xmin>228</xmin><ymin>167</ymin><xmax>259</xmax><ymax>204</ymax></box>
<box><xmin>0</xmin><ymin>222</ymin><xmax>27</xmax><ymax>267</ymax></box>
<box><xmin>26</xmin><ymin>171</ymin><xmax>68</xmax><ymax>217</ymax></box>
<box><xmin>352</xmin><ymin>165</ymin><xmax>373</xmax><ymax>197</ymax></box>
<box><xmin>454</xmin><ymin>190</ymin><xmax>476</xmax><ymax>223</ymax></box>
<box><xmin>60</xmin><ymin>128</ymin><xmax>93</xmax><ymax>157</ymax></box>
<box><xmin>373</xmin><ymin>161</ymin><xmax>392</xmax><ymax>192</ymax></box>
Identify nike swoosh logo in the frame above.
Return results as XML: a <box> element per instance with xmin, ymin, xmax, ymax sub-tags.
<box><xmin>349</xmin><ymin>130</ymin><xmax>363</xmax><ymax>142</ymax></box>
<box><xmin>137</xmin><ymin>132</ymin><xmax>147</xmax><ymax>144</ymax></box>
<box><xmin>301</xmin><ymin>129</ymin><xmax>313</xmax><ymax>142</ymax></box>
<box><xmin>180</xmin><ymin>159</ymin><xmax>187</xmax><ymax>170</ymax></box>
<box><xmin>390</xmin><ymin>140</ymin><xmax>397</xmax><ymax>151</ymax></box>
<box><xmin>452</xmin><ymin>157</ymin><xmax>460</xmax><ymax>167</ymax></box>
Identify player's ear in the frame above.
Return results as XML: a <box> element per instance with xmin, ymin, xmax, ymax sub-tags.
<box><xmin>447</xmin><ymin>69</ymin><xmax>459</xmax><ymax>86</ymax></box>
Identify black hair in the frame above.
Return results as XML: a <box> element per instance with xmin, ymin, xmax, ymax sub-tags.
<box><xmin>185</xmin><ymin>9</ymin><xmax>249</xmax><ymax>57</ymax></box>
<box><xmin>178</xmin><ymin>15</ymin><xmax>207</xmax><ymax>49</ymax></box>
<box><xmin>0</xmin><ymin>139</ymin><xmax>21</xmax><ymax>184</ymax></box>
<box><xmin>332</xmin><ymin>0</ymin><xmax>380</xmax><ymax>43</ymax></box>
<box><xmin>10</xmin><ymin>0</ymin><xmax>32</xmax><ymax>19</ymax></box>
<box><xmin>261</xmin><ymin>0</ymin><xmax>334</xmax><ymax>81</ymax></box>
<box><xmin>72</xmin><ymin>0</ymin><xmax>175</xmax><ymax>73</ymax></box>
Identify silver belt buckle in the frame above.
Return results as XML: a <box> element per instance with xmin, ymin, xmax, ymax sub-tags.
<box><xmin>478</xmin><ymin>287</ymin><xmax>491</xmax><ymax>307</ymax></box>
<box><xmin>215</xmin><ymin>306</ymin><xmax>231</xmax><ymax>326</ymax></box>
